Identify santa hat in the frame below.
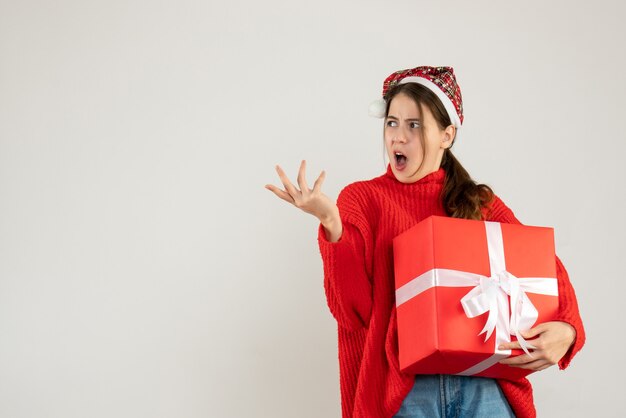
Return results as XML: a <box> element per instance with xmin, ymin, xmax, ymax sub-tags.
<box><xmin>368</xmin><ymin>66</ymin><xmax>464</xmax><ymax>138</ymax></box>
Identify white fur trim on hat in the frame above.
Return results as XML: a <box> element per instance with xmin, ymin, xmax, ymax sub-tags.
<box><xmin>368</xmin><ymin>98</ymin><xmax>387</xmax><ymax>118</ymax></box>
<box><xmin>398</xmin><ymin>76</ymin><xmax>462</xmax><ymax>129</ymax></box>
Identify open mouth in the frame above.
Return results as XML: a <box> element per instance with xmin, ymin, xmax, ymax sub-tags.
<box><xmin>394</xmin><ymin>152</ymin><xmax>407</xmax><ymax>169</ymax></box>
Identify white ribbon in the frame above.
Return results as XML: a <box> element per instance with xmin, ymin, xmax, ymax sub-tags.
<box><xmin>395</xmin><ymin>221</ymin><xmax>559</xmax><ymax>375</ymax></box>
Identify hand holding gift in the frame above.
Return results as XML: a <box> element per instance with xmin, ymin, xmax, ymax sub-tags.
<box><xmin>498</xmin><ymin>321</ymin><xmax>576</xmax><ymax>371</ymax></box>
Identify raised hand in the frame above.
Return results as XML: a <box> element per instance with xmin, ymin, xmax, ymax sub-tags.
<box><xmin>265</xmin><ymin>160</ymin><xmax>342</xmax><ymax>241</ymax></box>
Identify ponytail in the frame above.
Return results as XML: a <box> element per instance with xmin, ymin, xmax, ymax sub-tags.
<box><xmin>440</xmin><ymin>149</ymin><xmax>494</xmax><ymax>220</ymax></box>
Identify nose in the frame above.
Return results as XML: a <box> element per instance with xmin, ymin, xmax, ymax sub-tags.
<box><xmin>393</xmin><ymin>133</ymin><xmax>407</xmax><ymax>144</ymax></box>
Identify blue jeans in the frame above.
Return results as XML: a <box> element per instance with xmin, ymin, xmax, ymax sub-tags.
<box><xmin>393</xmin><ymin>374</ymin><xmax>516</xmax><ymax>418</ymax></box>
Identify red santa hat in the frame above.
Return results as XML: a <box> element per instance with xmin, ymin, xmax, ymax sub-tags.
<box><xmin>369</xmin><ymin>66</ymin><xmax>464</xmax><ymax>138</ymax></box>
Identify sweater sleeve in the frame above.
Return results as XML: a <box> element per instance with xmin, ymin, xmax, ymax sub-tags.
<box><xmin>486</xmin><ymin>194</ymin><xmax>586</xmax><ymax>369</ymax></box>
<box><xmin>318</xmin><ymin>185</ymin><xmax>374</xmax><ymax>331</ymax></box>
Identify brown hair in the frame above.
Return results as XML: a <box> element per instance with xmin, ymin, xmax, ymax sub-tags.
<box><xmin>384</xmin><ymin>83</ymin><xmax>494</xmax><ymax>220</ymax></box>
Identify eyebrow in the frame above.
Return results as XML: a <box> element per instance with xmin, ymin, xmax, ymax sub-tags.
<box><xmin>386</xmin><ymin>115</ymin><xmax>421</xmax><ymax>122</ymax></box>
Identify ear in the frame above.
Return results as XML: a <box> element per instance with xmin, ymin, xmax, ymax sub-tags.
<box><xmin>440</xmin><ymin>125</ymin><xmax>456</xmax><ymax>149</ymax></box>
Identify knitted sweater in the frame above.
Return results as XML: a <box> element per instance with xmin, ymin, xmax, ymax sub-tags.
<box><xmin>317</xmin><ymin>165</ymin><xmax>585</xmax><ymax>418</ymax></box>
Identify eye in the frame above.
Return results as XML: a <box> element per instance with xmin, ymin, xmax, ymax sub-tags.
<box><xmin>410</xmin><ymin>122</ymin><xmax>421</xmax><ymax>129</ymax></box>
<box><xmin>386</xmin><ymin>120</ymin><xmax>398</xmax><ymax>127</ymax></box>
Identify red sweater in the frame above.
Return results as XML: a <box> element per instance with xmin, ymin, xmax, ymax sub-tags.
<box><xmin>317</xmin><ymin>165</ymin><xmax>585</xmax><ymax>418</ymax></box>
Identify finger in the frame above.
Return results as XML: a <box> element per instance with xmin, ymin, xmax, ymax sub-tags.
<box><xmin>499</xmin><ymin>353</ymin><xmax>534</xmax><ymax>366</ymax></box>
<box><xmin>265</xmin><ymin>184</ymin><xmax>295</xmax><ymax>204</ymax></box>
<box><xmin>297</xmin><ymin>160</ymin><xmax>310</xmax><ymax>192</ymax></box>
<box><xmin>275</xmin><ymin>165</ymin><xmax>300</xmax><ymax>197</ymax></box>
<box><xmin>313</xmin><ymin>170</ymin><xmax>326</xmax><ymax>192</ymax></box>
<box><xmin>506</xmin><ymin>358</ymin><xmax>551</xmax><ymax>371</ymax></box>
<box><xmin>498</xmin><ymin>341</ymin><xmax>522</xmax><ymax>351</ymax></box>
<box><xmin>522</xmin><ymin>323</ymin><xmax>548</xmax><ymax>339</ymax></box>
<box><xmin>535</xmin><ymin>363</ymin><xmax>553</xmax><ymax>371</ymax></box>
<box><xmin>499</xmin><ymin>339</ymin><xmax>538</xmax><ymax>351</ymax></box>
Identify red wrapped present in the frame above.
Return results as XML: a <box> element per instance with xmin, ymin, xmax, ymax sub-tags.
<box><xmin>393</xmin><ymin>215</ymin><xmax>559</xmax><ymax>380</ymax></box>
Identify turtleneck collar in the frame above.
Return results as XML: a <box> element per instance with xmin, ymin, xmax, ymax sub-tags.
<box><xmin>384</xmin><ymin>164</ymin><xmax>446</xmax><ymax>185</ymax></box>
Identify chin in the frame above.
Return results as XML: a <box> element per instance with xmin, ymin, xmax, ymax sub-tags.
<box><xmin>392</xmin><ymin>167</ymin><xmax>417</xmax><ymax>183</ymax></box>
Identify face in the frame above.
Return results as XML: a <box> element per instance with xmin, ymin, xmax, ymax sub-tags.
<box><xmin>384</xmin><ymin>93</ymin><xmax>455</xmax><ymax>184</ymax></box>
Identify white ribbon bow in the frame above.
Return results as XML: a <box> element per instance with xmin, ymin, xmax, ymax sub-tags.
<box><xmin>461</xmin><ymin>270</ymin><xmax>545</xmax><ymax>355</ymax></box>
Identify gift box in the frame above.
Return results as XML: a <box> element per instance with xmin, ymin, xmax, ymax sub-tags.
<box><xmin>393</xmin><ymin>215</ymin><xmax>559</xmax><ymax>380</ymax></box>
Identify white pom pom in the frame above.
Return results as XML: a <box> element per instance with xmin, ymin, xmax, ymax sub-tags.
<box><xmin>368</xmin><ymin>98</ymin><xmax>387</xmax><ymax>118</ymax></box>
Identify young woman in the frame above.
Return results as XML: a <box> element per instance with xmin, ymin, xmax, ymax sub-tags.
<box><xmin>265</xmin><ymin>66</ymin><xmax>585</xmax><ymax>418</ymax></box>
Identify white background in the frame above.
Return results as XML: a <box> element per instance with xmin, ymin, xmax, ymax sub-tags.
<box><xmin>1</xmin><ymin>0</ymin><xmax>624</xmax><ymax>417</ymax></box>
